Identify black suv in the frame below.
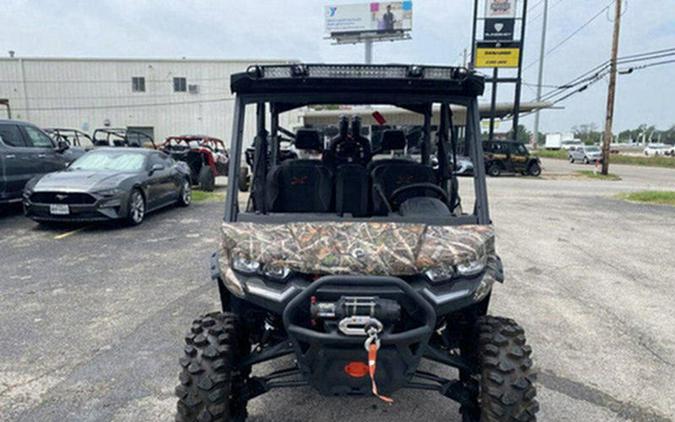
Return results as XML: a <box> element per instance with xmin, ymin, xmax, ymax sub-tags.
<box><xmin>483</xmin><ymin>140</ymin><xmax>541</xmax><ymax>177</ymax></box>
<box><xmin>0</xmin><ymin>120</ymin><xmax>81</xmax><ymax>205</ymax></box>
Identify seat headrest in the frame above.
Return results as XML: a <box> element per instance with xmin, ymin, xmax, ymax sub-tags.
<box><xmin>381</xmin><ymin>130</ymin><xmax>406</xmax><ymax>151</ymax></box>
<box><xmin>295</xmin><ymin>129</ymin><xmax>323</xmax><ymax>151</ymax></box>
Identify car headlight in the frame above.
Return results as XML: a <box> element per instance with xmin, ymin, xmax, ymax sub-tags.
<box><xmin>424</xmin><ymin>265</ymin><xmax>455</xmax><ymax>283</ymax></box>
<box><xmin>263</xmin><ymin>263</ymin><xmax>291</xmax><ymax>280</ymax></box>
<box><xmin>95</xmin><ymin>188</ymin><xmax>124</xmax><ymax>197</ymax></box>
<box><xmin>456</xmin><ymin>255</ymin><xmax>488</xmax><ymax>277</ymax></box>
<box><xmin>231</xmin><ymin>255</ymin><xmax>261</xmax><ymax>274</ymax></box>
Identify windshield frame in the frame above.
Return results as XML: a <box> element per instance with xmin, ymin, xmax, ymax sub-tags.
<box><xmin>224</xmin><ymin>93</ymin><xmax>489</xmax><ymax>227</ymax></box>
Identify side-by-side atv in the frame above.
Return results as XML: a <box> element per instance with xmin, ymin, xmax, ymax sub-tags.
<box><xmin>175</xmin><ymin>64</ymin><xmax>539</xmax><ymax>422</ymax></box>
<box><xmin>160</xmin><ymin>135</ymin><xmax>230</xmax><ymax>191</ymax></box>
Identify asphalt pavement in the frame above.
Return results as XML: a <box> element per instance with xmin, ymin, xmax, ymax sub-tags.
<box><xmin>0</xmin><ymin>160</ymin><xmax>673</xmax><ymax>421</ymax></box>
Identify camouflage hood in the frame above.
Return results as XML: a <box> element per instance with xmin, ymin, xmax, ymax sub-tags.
<box><xmin>220</xmin><ymin>222</ymin><xmax>495</xmax><ymax>276</ymax></box>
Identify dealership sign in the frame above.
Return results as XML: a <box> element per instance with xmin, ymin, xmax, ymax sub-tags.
<box><xmin>485</xmin><ymin>0</ymin><xmax>517</xmax><ymax>18</ymax></box>
<box><xmin>325</xmin><ymin>2</ymin><xmax>413</xmax><ymax>34</ymax></box>
<box><xmin>475</xmin><ymin>42</ymin><xmax>521</xmax><ymax>68</ymax></box>
<box><xmin>483</xmin><ymin>18</ymin><xmax>514</xmax><ymax>41</ymax></box>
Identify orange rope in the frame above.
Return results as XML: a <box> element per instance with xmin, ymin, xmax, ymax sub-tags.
<box><xmin>368</xmin><ymin>343</ymin><xmax>394</xmax><ymax>403</ymax></box>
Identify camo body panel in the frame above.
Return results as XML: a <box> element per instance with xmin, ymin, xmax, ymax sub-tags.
<box><xmin>220</xmin><ymin>222</ymin><xmax>495</xmax><ymax>276</ymax></box>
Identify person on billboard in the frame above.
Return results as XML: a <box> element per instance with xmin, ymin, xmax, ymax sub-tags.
<box><xmin>382</xmin><ymin>4</ymin><xmax>396</xmax><ymax>31</ymax></box>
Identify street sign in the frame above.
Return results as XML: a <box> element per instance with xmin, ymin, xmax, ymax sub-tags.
<box><xmin>475</xmin><ymin>42</ymin><xmax>521</xmax><ymax>68</ymax></box>
<box><xmin>484</xmin><ymin>18</ymin><xmax>514</xmax><ymax>41</ymax></box>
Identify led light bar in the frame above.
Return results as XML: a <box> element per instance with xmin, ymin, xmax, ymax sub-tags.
<box><xmin>246</xmin><ymin>64</ymin><xmax>469</xmax><ymax>81</ymax></box>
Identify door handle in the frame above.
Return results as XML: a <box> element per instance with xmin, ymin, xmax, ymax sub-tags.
<box><xmin>5</xmin><ymin>154</ymin><xmax>16</xmax><ymax>159</ymax></box>
<box><xmin>37</xmin><ymin>154</ymin><xmax>47</xmax><ymax>158</ymax></box>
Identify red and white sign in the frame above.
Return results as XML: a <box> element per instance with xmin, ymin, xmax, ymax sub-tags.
<box><xmin>485</xmin><ymin>0</ymin><xmax>517</xmax><ymax>18</ymax></box>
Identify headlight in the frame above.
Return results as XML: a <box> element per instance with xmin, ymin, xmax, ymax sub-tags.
<box><xmin>263</xmin><ymin>263</ymin><xmax>291</xmax><ymax>280</ymax></box>
<box><xmin>95</xmin><ymin>188</ymin><xmax>123</xmax><ymax>197</ymax></box>
<box><xmin>456</xmin><ymin>255</ymin><xmax>488</xmax><ymax>277</ymax></box>
<box><xmin>424</xmin><ymin>265</ymin><xmax>455</xmax><ymax>283</ymax></box>
<box><xmin>231</xmin><ymin>255</ymin><xmax>260</xmax><ymax>274</ymax></box>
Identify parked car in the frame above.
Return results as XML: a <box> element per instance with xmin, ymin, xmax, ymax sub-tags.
<box><xmin>568</xmin><ymin>145</ymin><xmax>603</xmax><ymax>164</ymax></box>
<box><xmin>0</xmin><ymin>119</ymin><xmax>82</xmax><ymax>206</ymax></box>
<box><xmin>159</xmin><ymin>135</ymin><xmax>229</xmax><ymax>191</ymax></box>
<box><xmin>92</xmin><ymin>128</ymin><xmax>157</xmax><ymax>149</ymax></box>
<box><xmin>483</xmin><ymin>140</ymin><xmax>542</xmax><ymax>177</ymax></box>
<box><xmin>643</xmin><ymin>144</ymin><xmax>671</xmax><ymax>157</ymax></box>
<box><xmin>23</xmin><ymin>148</ymin><xmax>191</xmax><ymax>225</ymax></box>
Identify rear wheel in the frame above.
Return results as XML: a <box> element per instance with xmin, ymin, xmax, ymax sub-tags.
<box><xmin>176</xmin><ymin>312</ymin><xmax>248</xmax><ymax>422</ymax></box>
<box><xmin>238</xmin><ymin>167</ymin><xmax>250</xmax><ymax>192</ymax></box>
<box><xmin>199</xmin><ymin>166</ymin><xmax>216</xmax><ymax>192</ymax></box>
<box><xmin>569</xmin><ymin>156</ymin><xmax>574</xmax><ymax>163</ymax></box>
<box><xmin>126</xmin><ymin>189</ymin><xmax>145</xmax><ymax>226</ymax></box>
<box><xmin>487</xmin><ymin>164</ymin><xmax>501</xmax><ymax>177</ymax></box>
<box><xmin>475</xmin><ymin>316</ymin><xmax>539</xmax><ymax>421</ymax></box>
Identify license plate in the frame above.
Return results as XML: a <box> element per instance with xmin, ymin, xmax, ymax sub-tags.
<box><xmin>49</xmin><ymin>204</ymin><xmax>70</xmax><ymax>215</ymax></box>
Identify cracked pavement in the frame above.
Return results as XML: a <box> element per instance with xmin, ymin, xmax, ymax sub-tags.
<box><xmin>1</xmin><ymin>159</ymin><xmax>673</xmax><ymax>421</ymax></box>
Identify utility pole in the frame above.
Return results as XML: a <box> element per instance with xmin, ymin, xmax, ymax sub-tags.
<box><xmin>532</xmin><ymin>0</ymin><xmax>548</xmax><ymax>150</ymax></box>
<box><xmin>601</xmin><ymin>0</ymin><xmax>622</xmax><ymax>175</ymax></box>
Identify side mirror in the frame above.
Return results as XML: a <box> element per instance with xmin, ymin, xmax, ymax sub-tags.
<box><xmin>149</xmin><ymin>163</ymin><xmax>164</xmax><ymax>174</ymax></box>
<box><xmin>56</xmin><ymin>140</ymin><xmax>69</xmax><ymax>152</ymax></box>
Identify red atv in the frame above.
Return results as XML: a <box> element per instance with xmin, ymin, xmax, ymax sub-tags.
<box><xmin>160</xmin><ymin>135</ymin><xmax>229</xmax><ymax>191</ymax></box>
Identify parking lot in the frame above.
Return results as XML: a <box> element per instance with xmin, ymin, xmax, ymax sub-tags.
<box><xmin>1</xmin><ymin>159</ymin><xmax>673</xmax><ymax>422</ymax></box>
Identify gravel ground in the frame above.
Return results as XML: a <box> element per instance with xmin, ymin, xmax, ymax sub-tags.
<box><xmin>1</xmin><ymin>160</ymin><xmax>673</xmax><ymax>421</ymax></box>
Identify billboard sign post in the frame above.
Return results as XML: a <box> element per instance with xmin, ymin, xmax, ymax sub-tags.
<box><xmin>471</xmin><ymin>0</ymin><xmax>528</xmax><ymax>142</ymax></box>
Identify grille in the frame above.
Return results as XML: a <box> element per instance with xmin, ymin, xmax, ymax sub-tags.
<box><xmin>30</xmin><ymin>192</ymin><xmax>96</xmax><ymax>204</ymax></box>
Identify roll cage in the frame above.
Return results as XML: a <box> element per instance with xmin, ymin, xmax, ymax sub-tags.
<box><xmin>92</xmin><ymin>128</ymin><xmax>157</xmax><ymax>149</ymax></box>
<box><xmin>225</xmin><ymin>64</ymin><xmax>490</xmax><ymax>226</ymax></box>
<box><xmin>44</xmin><ymin>128</ymin><xmax>94</xmax><ymax>148</ymax></box>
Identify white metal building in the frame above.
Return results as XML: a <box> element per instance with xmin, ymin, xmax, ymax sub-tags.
<box><xmin>0</xmin><ymin>57</ymin><xmax>294</xmax><ymax>145</ymax></box>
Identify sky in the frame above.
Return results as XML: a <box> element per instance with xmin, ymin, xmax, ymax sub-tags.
<box><xmin>1</xmin><ymin>0</ymin><xmax>674</xmax><ymax>133</ymax></box>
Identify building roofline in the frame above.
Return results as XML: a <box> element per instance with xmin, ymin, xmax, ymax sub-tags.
<box><xmin>0</xmin><ymin>56</ymin><xmax>295</xmax><ymax>64</ymax></box>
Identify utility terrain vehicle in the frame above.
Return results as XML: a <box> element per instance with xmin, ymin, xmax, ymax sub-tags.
<box><xmin>160</xmin><ymin>135</ymin><xmax>230</xmax><ymax>191</ymax></box>
<box><xmin>175</xmin><ymin>64</ymin><xmax>539</xmax><ymax>422</ymax></box>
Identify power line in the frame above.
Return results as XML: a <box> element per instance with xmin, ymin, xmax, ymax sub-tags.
<box><xmin>524</xmin><ymin>1</ymin><xmax>615</xmax><ymax>71</ymax></box>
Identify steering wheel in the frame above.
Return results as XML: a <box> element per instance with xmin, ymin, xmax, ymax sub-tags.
<box><xmin>389</xmin><ymin>183</ymin><xmax>449</xmax><ymax>209</ymax></box>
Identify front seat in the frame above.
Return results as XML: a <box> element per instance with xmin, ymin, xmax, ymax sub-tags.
<box><xmin>266</xmin><ymin>129</ymin><xmax>332</xmax><ymax>213</ymax></box>
<box><xmin>367</xmin><ymin>129</ymin><xmax>414</xmax><ymax>175</ymax></box>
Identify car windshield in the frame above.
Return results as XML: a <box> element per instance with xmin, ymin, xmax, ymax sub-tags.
<box><xmin>70</xmin><ymin>151</ymin><xmax>146</xmax><ymax>172</ymax></box>
<box><xmin>585</xmin><ymin>146</ymin><xmax>600</xmax><ymax>152</ymax></box>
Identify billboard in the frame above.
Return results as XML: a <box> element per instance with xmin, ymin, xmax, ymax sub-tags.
<box><xmin>325</xmin><ymin>2</ymin><xmax>413</xmax><ymax>35</ymax></box>
<box><xmin>485</xmin><ymin>0</ymin><xmax>517</xmax><ymax>18</ymax></box>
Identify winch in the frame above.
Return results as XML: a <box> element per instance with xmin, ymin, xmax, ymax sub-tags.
<box><xmin>310</xmin><ymin>296</ymin><xmax>401</xmax><ymax>336</ymax></box>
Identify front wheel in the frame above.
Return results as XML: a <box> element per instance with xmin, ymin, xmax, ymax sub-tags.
<box><xmin>528</xmin><ymin>162</ymin><xmax>542</xmax><ymax>177</ymax></box>
<box><xmin>583</xmin><ymin>157</ymin><xmax>589</xmax><ymax>164</ymax></box>
<box><xmin>199</xmin><ymin>166</ymin><xmax>216</xmax><ymax>192</ymax></box>
<box><xmin>126</xmin><ymin>189</ymin><xmax>145</xmax><ymax>226</ymax></box>
<box><xmin>476</xmin><ymin>316</ymin><xmax>539</xmax><ymax>421</ymax></box>
<box><xmin>176</xmin><ymin>313</ymin><xmax>248</xmax><ymax>422</ymax></box>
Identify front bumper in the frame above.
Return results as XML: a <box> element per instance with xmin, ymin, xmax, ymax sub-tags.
<box><xmin>212</xmin><ymin>252</ymin><xmax>503</xmax><ymax>318</ymax></box>
<box><xmin>24</xmin><ymin>192</ymin><xmax>128</xmax><ymax>222</ymax></box>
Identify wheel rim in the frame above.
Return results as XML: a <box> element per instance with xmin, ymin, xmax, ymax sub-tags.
<box><xmin>182</xmin><ymin>180</ymin><xmax>192</xmax><ymax>204</ymax></box>
<box><xmin>130</xmin><ymin>192</ymin><xmax>144</xmax><ymax>223</ymax></box>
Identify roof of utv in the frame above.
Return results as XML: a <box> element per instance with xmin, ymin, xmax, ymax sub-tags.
<box><xmin>230</xmin><ymin>64</ymin><xmax>485</xmax><ymax>108</ymax></box>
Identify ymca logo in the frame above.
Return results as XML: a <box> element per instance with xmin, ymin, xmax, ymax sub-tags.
<box><xmin>328</xmin><ymin>6</ymin><xmax>337</xmax><ymax>17</ymax></box>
